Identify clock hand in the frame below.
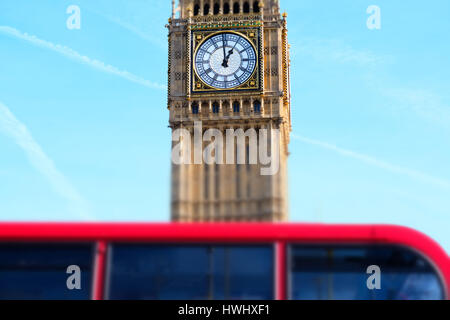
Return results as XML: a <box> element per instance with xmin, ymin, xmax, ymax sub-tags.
<box><xmin>225</xmin><ymin>50</ymin><xmax>232</xmax><ymax>61</ymax></box>
<box><xmin>221</xmin><ymin>34</ymin><xmax>228</xmax><ymax>68</ymax></box>
<box><xmin>224</xmin><ymin>40</ymin><xmax>239</xmax><ymax>62</ymax></box>
<box><xmin>222</xmin><ymin>34</ymin><xmax>227</xmax><ymax>58</ymax></box>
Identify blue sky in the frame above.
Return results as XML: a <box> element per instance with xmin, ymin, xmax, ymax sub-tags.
<box><xmin>0</xmin><ymin>1</ymin><xmax>449</xmax><ymax>252</ymax></box>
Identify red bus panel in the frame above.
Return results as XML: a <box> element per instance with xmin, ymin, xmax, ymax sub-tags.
<box><xmin>0</xmin><ymin>223</ymin><xmax>448</xmax><ymax>300</ymax></box>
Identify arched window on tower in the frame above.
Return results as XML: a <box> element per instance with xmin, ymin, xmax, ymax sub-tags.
<box><xmin>212</xmin><ymin>102</ymin><xmax>220</xmax><ymax>113</ymax></box>
<box><xmin>192</xmin><ymin>102</ymin><xmax>199</xmax><ymax>114</ymax></box>
<box><xmin>253</xmin><ymin>1</ymin><xmax>260</xmax><ymax>13</ymax></box>
<box><xmin>243</xmin><ymin>1</ymin><xmax>250</xmax><ymax>13</ymax></box>
<box><xmin>194</xmin><ymin>3</ymin><xmax>200</xmax><ymax>16</ymax></box>
<box><xmin>233</xmin><ymin>101</ymin><xmax>240</xmax><ymax>113</ymax></box>
<box><xmin>214</xmin><ymin>2</ymin><xmax>220</xmax><ymax>14</ymax></box>
<box><xmin>233</xmin><ymin>2</ymin><xmax>240</xmax><ymax>14</ymax></box>
<box><xmin>203</xmin><ymin>3</ymin><xmax>210</xmax><ymax>15</ymax></box>
<box><xmin>223</xmin><ymin>2</ymin><xmax>230</xmax><ymax>14</ymax></box>
<box><xmin>253</xmin><ymin>100</ymin><xmax>261</xmax><ymax>113</ymax></box>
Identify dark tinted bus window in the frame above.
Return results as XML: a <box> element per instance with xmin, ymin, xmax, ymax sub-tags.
<box><xmin>107</xmin><ymin>245</ymin><xmax>273</xmax><ymax>300</ymax></box>
<box><xmin>212</xmin><ymin>246</ymin><xmax>273</xmax><ymax>299</ymax></box>
<box><xmin>0</xmin><ymin>244</ymin><xmax>94</xmax><ymax>300</ymax></box>
<box><xmin>289</xmin><ymin>245</ymin><xmax>445</xmax><ymax>300</ymax></box>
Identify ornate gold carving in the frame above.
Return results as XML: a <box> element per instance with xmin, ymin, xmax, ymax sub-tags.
<box><xmin>191</xmin><ymin>14</ymin><xmax>262</xmax><ymax>24</ymax></box>
<box><xmin>186</xmin><ymin>25</ymin><xmax>192</xmax><ymax>98</ymax></box>
<box><xmin>281</xmin><ymin>20</ymin><xmax>289</xmax><ymax>106</ymax></box>
<box><xmin>191</xmin><ymin>21</ymin><xmax>262</xmax><ymax>31</ymax></box>
<box><xmin>167</xmin><ymin>33</ymin><xmax>172</xmax><ymax>108</ymax></box>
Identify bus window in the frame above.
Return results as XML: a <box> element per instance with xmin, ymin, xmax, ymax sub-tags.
<box><xmin>107</xmin><ymin>244</ymin><xmax>274</xmax><ymax>300</ymax></box>
<box><xmin>289</xmin><ymin>245</ymin><xmax>445</xmax><ymax>300</ymax></box>
<box><xmin>0</xmin><ymin>244</ymin><xmax>94</xmax><ymax>300</ymax></box>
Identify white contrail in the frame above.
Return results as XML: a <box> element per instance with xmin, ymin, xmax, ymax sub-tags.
<box><xmin>96</xmin><ymin>12</ymin><xmax>165</xmax><ymax>49</ymax></box>
<box><xmin>0</xmin><ymin>101</ymin><xmax>95</xmax><ymax>220</ymax></box>
<box><xmin>0</xmin><ymin>26</ymin><xmax>166</xmax><ymax>90</ymax></box>
<box><xmin>292</xmin><ymin>134</ymin><xmax>450</xmax><ymax>189</ymax></box>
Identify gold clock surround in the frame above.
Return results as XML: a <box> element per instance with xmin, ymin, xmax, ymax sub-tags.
<box><xmin>191</xmin><ymin>27</ymin><xmax>263</xmax><ymax>94</ymax></box>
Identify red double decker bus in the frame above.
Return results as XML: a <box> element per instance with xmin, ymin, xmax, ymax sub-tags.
<box><xmin>0</xmin><ymin>223</ymin><xmax>448</xmax><ymax>300</ymax></box>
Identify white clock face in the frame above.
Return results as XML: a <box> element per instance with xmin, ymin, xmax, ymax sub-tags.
<box><xmin>194</xmin><ymin>32</ymin><xmax>257</xmax><ymax>89</ymax></box>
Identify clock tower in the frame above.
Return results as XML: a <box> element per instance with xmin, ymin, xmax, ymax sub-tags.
<box><xmin>167</xmin><ymin>0</ymin><xmax>291</xmax><ymax>222</ymax></box>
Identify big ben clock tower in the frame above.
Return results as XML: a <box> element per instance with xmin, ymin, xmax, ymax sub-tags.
<box><xmin>167</xmin><ymin>0</ymin><xmax>291</xmax><ymax>222</ymax></box>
